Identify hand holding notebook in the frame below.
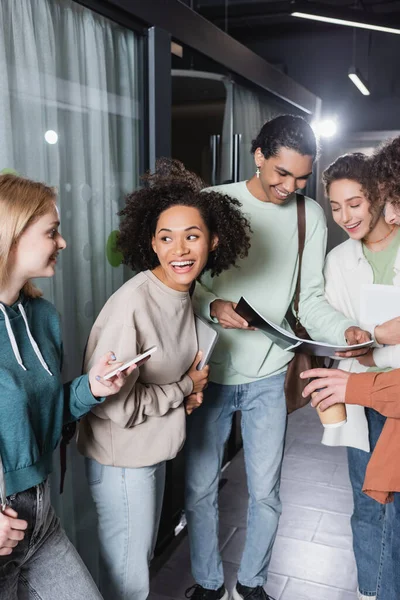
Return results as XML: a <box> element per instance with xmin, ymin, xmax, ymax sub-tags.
<box><xmin>195</xmin><ymin>315</ymin><xmax>219</xmax><ymax>369</ymax></box>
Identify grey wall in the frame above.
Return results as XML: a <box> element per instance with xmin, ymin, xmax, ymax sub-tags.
<box><xmin>247</xmin><ymin>27</ymin><xmax>400</xmax><ymax>132</ymax></box>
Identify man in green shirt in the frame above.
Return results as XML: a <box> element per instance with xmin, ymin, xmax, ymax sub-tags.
<box><xmin>184</xmin><ymin>115</ymin><xmax>370</xmax><ymax>600</ymax></box>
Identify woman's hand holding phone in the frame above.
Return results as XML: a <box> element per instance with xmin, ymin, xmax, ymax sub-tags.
<box><xmin>187</xmin><ymin>351</ymin><xmax>209</xmax><ymax>393</ymax></box>
<box><xmin>88</xmin><ymin>351</ymin><xmax>139</xmax><ymax>398</ymax></box>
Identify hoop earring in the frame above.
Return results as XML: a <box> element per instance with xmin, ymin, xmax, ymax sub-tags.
<box><xmin>256</xmin><ymin>166</ymin><xmax>260</xmax><ymax>178</ymax></box>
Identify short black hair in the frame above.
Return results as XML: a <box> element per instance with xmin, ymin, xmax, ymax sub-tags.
<box><xmin>368</xmin><ymin>136</ymin><xmax>400</xmax><ymax>207</ymax></box>
<box><xmin>322</xmin><ymin>153</ymin><xmax>369</xmax><ymax>196</ymax></box>
<box><xmin>251</xmin><ymin>114</ymin><xmax>317</xmax><ymax>160</ymax></box>
<box><xmin>118</xmin><ymin>158</ymin><xmax>251</xmax><ymax>277</ymax></box>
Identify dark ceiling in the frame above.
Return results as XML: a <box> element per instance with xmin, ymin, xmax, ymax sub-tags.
<box><xmin>192</xmin><ymin>0</ymin><xmax>400</xmax><ymax>39</ymax></box>
<box><xmin>178</xmin><ymin>0</ymin><xmax>400</xmax><ymax>133</ymax></box>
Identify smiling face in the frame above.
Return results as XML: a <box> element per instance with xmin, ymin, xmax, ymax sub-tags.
<box><xmin>255</xmin><ymin>146</ymin><xmax>313</xmax><ymax>204</ymax></box>
<box><xmin>329</xmin><ymin>179</ymin><xmax>380</xmax><ymax>239</ymax></box>
<box><xmin>9</xmin><ymin>205</ymin><xmax>66</xmax><ymax>281</ymax></box>
<box><xmin>151</xmin><ymin>205</ymin><xmax>218</xmax><ymax>292</ymax></box>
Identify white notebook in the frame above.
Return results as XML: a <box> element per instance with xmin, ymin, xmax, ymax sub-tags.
<box><xmin>360</xmin><ymin>284</ymin><xmax>400</xmax><ymax>324</ymax></box>
<box><xmin>194</xmin><ymin>315</ymin><xmax>219</xmax><ymax>370</ymax></box>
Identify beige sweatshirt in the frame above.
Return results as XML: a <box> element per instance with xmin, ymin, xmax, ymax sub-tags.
<box><xmin>77</xmin><ymin>270</ymin><xmax>196</xmax><ymax>468</ymax></box>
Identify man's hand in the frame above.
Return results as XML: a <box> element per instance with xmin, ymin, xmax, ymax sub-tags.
<box><xmin>357</xmin><ymin>349</ymin><xmax>376</xmax><ymax>368</ymax></box>
<box><xmin>335</xmin><ymin>326</ymin><xmax>371</xmax><ymax>358</ymax></box>
<box><xmin>185</xmin><ymin>392</ymin><xmax>203</xmax><ymax>415</ymax></box>
<box><xmin>375</xmin><ymin>317</ymin><xmax>400</xmax><ymax>346</ymax></box>
<box><xmin>0</xmin><ymin>507</ymin><xmax>28</xmax><ymax>556</ymax></box>
<box><xmin>210</xmin><ymin>300</ymin><xmax>252</xmax><ymax>330</ymax></box>
<box><xmin>300</xmin><ymin>368</ymin><xmax>350</xmax><ymax>411</ymax></box>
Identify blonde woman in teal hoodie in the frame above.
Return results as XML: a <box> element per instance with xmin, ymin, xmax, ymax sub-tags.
<box><xmin>0</xmin><ymin>174</ymin><xmax>135</xmax><ymax>600</ymax></box>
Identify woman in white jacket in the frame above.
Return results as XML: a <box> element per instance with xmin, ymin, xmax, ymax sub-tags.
<box><xmin>322</xmin><ymin>153</ymin><xmax>400</xmax><ymax>600</ymax></box>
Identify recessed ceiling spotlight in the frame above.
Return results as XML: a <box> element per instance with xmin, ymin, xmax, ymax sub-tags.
<box><xmin>45</xmin><ymin>130</ymin><xmax>58</xmax><ymax>144</ymax></box>
<box><xmin>311</xmin><ymin>119</ymin><xmax>338</xmax><ymax>139</ymax></box>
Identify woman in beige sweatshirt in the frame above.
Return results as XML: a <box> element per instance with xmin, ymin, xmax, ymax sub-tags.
<box><xmin>77</xmin><ymin>159</ymin><xmax>251</xmax><ymax>600</ymax></box>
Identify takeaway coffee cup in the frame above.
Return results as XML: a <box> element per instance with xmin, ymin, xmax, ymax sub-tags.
<box><xmin>316</xmin><ymin>400</ymin><xmax>347</xmax><ymax>428</ymax></box>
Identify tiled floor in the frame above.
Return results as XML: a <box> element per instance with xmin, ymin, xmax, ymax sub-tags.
<box><xmin>150</xmin><ymin>406</ymin><xmax>358</xmax><ymax>600</ymax></box>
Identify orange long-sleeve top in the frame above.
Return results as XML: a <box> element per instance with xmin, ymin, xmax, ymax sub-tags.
<box><xmin>346</xmin><ymin>368</ymin><xmax>400</xmax><ymax>504</ymax></box>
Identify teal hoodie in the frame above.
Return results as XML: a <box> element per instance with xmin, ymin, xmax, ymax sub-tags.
<box><xmin>0</xmin><ymin>293</ymin><xmax>104</xmax><ymax>498</ymax></box>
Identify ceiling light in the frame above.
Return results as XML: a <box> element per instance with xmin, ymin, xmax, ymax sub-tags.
<box><xmin>348</xmin><ymin>67</ymin><xmax>370</xmax><ymax>96</ymax></box>
<box><xmin>311</xmin><ymin>119</ymin><xmax>338</xmax><ymax>139</ymax></box>
<box><xmin>44</xmin><ymin>130</ymin><xmax>58</xmax><ymax>144</ymax></box>
<box><xmin>291</xmin><ymin>11</ymin><xmax>400</xmax><ymax>36</ymax></box>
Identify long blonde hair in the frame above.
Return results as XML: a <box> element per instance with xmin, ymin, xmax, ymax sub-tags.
<box><xmin>0</xmin><ymin>174</ymin><xmax>57</xmax><ymax>298</ymax></box>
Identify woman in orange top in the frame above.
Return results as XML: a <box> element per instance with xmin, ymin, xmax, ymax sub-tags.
<box><xmin>300</xmin><ymin>367</ymin><xmax>400</xmax><ymax>600</ymax></box>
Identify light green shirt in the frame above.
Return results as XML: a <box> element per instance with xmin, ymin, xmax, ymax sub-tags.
<box><xmin>363</xmin><ymin>228</ymin><xmax>400</xmax><ymax>285</ymax></box>
<box><xmin>363</xmin><ymin>228</ymin><xmax>400</xmax><ymax>372</ymax></box>
<box><xmin>193</xmin><ymin>181</ymin><xmax>354</xmax><ymax>385</ymax></box>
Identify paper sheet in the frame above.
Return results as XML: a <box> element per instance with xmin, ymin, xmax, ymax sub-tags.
<box><xmin>360</xmin><ymin>284</ymin><xmax>400</xmax><ymax>324</ymax></box>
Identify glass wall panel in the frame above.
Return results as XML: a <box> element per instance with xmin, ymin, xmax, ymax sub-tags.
<box><xmin>0</xmin><ymin>0</ymin><xmax>143</xmax><ymax>576</ymax></box>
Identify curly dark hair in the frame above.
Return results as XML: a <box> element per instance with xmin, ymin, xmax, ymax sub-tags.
<box><xmin>322</xmin><ymin>153</ymin><xmax>370</xmax><ymax>196</ymax></box>
<box><xmin>118</xmin><ymin>158</ymin><xmax>251</xmax><ymax>277</ymax></box>
<box><xmin>368</xmin><ymin>136</ymin><xmax>400</xmax><ymax>207</ymax></box>
<box><xmin>251</xmin><ymin>114</ymin><xmax>318</xmax><ymax>160</ymax></box>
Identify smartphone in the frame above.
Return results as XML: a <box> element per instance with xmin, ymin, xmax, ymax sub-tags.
<box><xmin>103</xmin><ymin>346</ymin><xmax>157</xmax><ymax>380</ymax></box>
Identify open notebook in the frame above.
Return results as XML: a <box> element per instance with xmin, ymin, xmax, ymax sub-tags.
<box><xmin>235</xmin><ymin>297</ymin><xmax>373</xmax><ymax>358</ymax></box>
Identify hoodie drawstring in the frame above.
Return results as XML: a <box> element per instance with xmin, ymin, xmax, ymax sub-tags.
<box><xmin>18</xmin><ymin>304</ymin><xmax>53</xmax><ymax>376</ymax></box>
<box><xmin>0</xmin><ymin>302</ymin><xmax>53</xmax><ymax>376</ymax></box>
<box><xmin>0</xmin><ymin>304</ymin><xmax>27</xmax><ymax>371</ymax></box>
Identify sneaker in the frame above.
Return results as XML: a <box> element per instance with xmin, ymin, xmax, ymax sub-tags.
<box><xmin>185</xmin><ymin>584</ymin><xmax>229</xmax><ymax>600</ymax></box>
<box><xmin>231</xmin><ymin>582</ymin><xmax>276</xmax><ymax>600</ymax></box>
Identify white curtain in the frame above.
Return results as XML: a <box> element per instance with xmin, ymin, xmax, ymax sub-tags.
<box><xmin>232</xmin><ymin>83</ymin><xmax>281</xmax><ymax>181</ymax></box>
<box><xmin>221</xmin><ymin>81</ymin><xmax>282</xmax><ymax>183</ymax></box>
<box><xmin>0</xmin><ymin>0</ymin><xmax>141</xmax><ymax>579</ymax></box>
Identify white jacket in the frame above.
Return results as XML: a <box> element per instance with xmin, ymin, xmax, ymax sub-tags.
<box><xmin>322</xmin><ymin>237</ymin><xmax>400</xmax><ymax>451</ymax></box>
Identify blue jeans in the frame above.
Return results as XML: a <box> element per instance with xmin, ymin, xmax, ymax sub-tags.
<box><xmin>185</xmin><ymin>373</ymin><xmax>287</xmax><ymax>589</ymax></box>
<box><xmin>377</xmin><ymin>500</ymin><xmax>396</xmax><ymax>600</ymax></box>
<box><xmin>391</xmin><ymin>493</ymin><xmax>400</xmax><ymax>600</ymax></box>
<box><xmin>85</xmin><ymin>458</ymin><xmax>166</xmax><ymax>600</ymax></box>
<box><xmin>347</xmin><ymin>408</ymin><xmax>392</xmax><ymax>598</ymax></box>
<box><xmin>0</xmin><ymin>480</ymin><xmax>102</xmax><ymax>600</ymax></box>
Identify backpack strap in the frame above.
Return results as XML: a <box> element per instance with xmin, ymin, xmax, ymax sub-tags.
<box><xmin>293</xmin><ymin>193</ymin><xmax>306</xmax><ymax>323</ymax></box>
